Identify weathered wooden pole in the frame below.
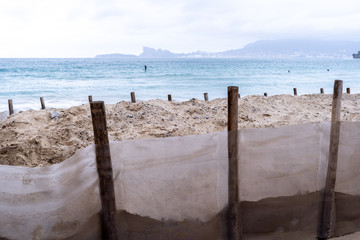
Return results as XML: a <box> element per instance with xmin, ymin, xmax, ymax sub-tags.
<box><xmin>204</xmin><ymin>93</ymin><xmax>209</xmax><ymax>101</ymax></box>
<box><xmin>90</xmin><ymin>101</ymin><xmax>118</xmax><ymax>240</ymax></box>
<box><xmin>168</xmin><ymin>94</ymin><xmax>172</xmax><ymax>101</ymax></box>
<box><xmin>264</xmin><ymin>93</ymin><xmax>267</xmax><ymax>97</ymax></box>
<box><xmin>318</xmin><ymin>80</ymin><xmax>343</xmax><ymax>239</ymax></box>
<box><xmin>130</xmin><ymin>92</ymin><xmax>136</xmax><ymax>103</ymax></box>
<box><xmin>228</xmin><ymin>86</ymin><xmax>241</xmax><ymax>240</ymax></box>
<box><xmin>8</xmin><ymin>99</ymin><xmax>14</xmax><ymax>115</ymax></box>
<box><xmin>40</xmin><ymin>97</ymin><xmax>45</xmax><ymax>109</ymax></box>
<box><xmin>346</xmin><ymin>88</ymin><xmax>350</xmax><ymax>94</ymax></box>
<box><xmin>293</xmin><ymin>88</ymin><xmax>297</xmax><ymax>96</ymax></box>
<box><xmin>320</xmin><ymin>88</ymin><xmax>324</xmax><ymax>94</ymax></box>
<box><xmin>88</xmin><ymin>95</ymin><xmax>93</xmax><ymax>103</ymax></box>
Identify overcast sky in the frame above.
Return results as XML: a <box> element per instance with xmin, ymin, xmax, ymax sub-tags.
<box><xmin>1</xmin><ymin>0</ymin><xmax>360</xmax><ymax>57</ymax></box>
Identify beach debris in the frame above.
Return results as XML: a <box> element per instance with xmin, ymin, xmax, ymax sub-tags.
<box><xmin>50</xmin><ymin>111</ymin><xmax>61</xmax><ymax>119</ymax></box>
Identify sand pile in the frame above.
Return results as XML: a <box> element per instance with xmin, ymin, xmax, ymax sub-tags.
<box><xmin>1</xmin><ymin>94</ymin><xmax>360</xmax><ymax>167</ymax></box>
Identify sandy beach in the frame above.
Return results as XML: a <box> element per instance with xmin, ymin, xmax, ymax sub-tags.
<box><xmin>1</xmin><ymin>93</ymin><xmax>360</xmax><ymax>167</ymax></box>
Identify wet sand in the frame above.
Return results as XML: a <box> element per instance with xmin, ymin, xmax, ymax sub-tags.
<box><xmin>1</xmin><ymin>192</ymin><xmax>358</xmax><ymax>240</ymax></box>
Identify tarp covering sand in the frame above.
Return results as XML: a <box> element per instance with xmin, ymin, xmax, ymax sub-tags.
<box><xmin>1</xmin><ymin>122</ymin><xmax>360</xmax><ymax>239</ymax></box>
<box><xmin>0</xmin><ymin>111</ymin><xmax>8</xmax><ymax>121</ymax></box>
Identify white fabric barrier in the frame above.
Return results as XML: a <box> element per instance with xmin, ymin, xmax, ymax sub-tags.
<box><xmin>111</xmin><ymin>132</ymin><xmax>228</xmax><ymax>222</ymax></box>
<box><xmin>0</xmin><ymin>132</ymin><xmax>228</xmax><ymax>239</ymax></box>
<box><xmin>239</xmin><ymin>122</ymin><xmax>330</xmax><ymax>201</ymax></box>
<box><xmin>336</xmin><ymin>122</ymin><xmax>360</xmax><ymax>195</ymax></box>
<box><xmin>1</xmin><ymin>122</ymin><xmax>360</xmax><ymax>239</ymax></box>
<box><xmin>0</xmin><ymin>145</ymin><xmax>101</xmax><ymax>240</ymax></box>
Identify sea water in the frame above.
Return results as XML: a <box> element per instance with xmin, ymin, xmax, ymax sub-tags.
<box><xmin>1</xmin><ymin>58</ymin><xmax>360</xmax><ymax>112</ymax></box>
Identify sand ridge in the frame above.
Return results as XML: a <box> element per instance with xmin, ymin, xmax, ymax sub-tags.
<box><xmin>1</xmin><ymin>93</ymin><xmax>360</xmax><ymax>167</ymax></box>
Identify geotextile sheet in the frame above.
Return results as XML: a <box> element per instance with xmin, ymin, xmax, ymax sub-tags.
<box><xmin>1</xmin><ymin>122</ymin><xmax>360</xmax><ymax>239</ymax></box>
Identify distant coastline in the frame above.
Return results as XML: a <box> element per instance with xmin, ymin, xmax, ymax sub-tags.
<box><xmin>95</xmin><ymin>53</ymin><xmax>138</xmax><ymax>58</ymax></box>
<box><xmin>95</xmin><ymin>39</ymin><xmax>360</xmax><ymax>59</ymax></box>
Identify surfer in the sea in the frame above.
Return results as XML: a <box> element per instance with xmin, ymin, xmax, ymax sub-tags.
<box><xmin>144</xmin><ymin>65</ymin><xmax>147</xmax><ymax>72</ymax></box>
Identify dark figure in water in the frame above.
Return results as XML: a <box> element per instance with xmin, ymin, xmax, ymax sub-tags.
<box><xmin>327</xmin><ymin>69</ymin><xmax>330</xmax><ymax>71</ymax></box>
<box><xmin>144</xmin><ymin>65</ymin><xmax>147</xmax><ymax>72</ymax></box>
<box><xmin>288</xmin><ymin>70</ymin><xmax>290</xmax><ymax>73</ymax></box>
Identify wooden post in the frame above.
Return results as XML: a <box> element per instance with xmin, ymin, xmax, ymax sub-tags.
<box><xmin>228</xmin><ymin>86</ymin><xmax>241</xmax><ymax>240</ymax></box>
<box><xmin>8</xmin><ymin>99</ymin><xmax>14</xmax><ymax>115</ymax></box>
<box><xmin>168</xmin><ymin>94</ymin><xmax>172</xmax><ymax>101</ymax></box>
<box><xmin>318</xmin><ymin>80</ymin><xmax>343</xmax><ymax>239</ymax></box>
<box><xmin>293</xmin><ymin>88</ymin><xmax>297</xmax><ymax>96</ymax></box>
<box><xmin>346</xmin><ymin>88</ymin><xmax>350</xmax><ymax>94</ymax></box>
<box><xmin>264</xmin><ymin>93</ymin><xmax>267</xmax><ymax>97</ymax></box>
<box><xmin>88</xmin><ymin>95</ymin><xmax>93</xmax><ymax>103</ymax></box>
<box><xmin>40</xmin><ymin>97</ymin><xmax>45</xmax><ymax>109</ymax></box>
<box><xmin>130</xmin><ymin>92</ymin><xmax>136</xmax><ymax>103</ymax></box>
<box><xmin>90</xmin><ymin>101</ymin><xmax>118</xmax><ymax>240</ymax></box>
<box><xmin>320</xmin><ymin>88</ymin><xmax>324</xmax><ymax>94</ymax></box>
<box><xmin>204</xmin><ymin>93</ymin><xmax>209</xmax><ymax>101</ymax></box>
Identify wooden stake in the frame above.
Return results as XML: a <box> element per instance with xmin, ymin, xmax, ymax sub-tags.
<box><xmin>228</xmin><ymin>86</ymin><xmax>241</xmax><ymax>240</ymax></box>
<box><xmin>40</xmin><ymin>97</ymin><xmax>45</xmax><ymax>109</ymax></box>
<box><xmin>204</xmin><ymin>93</ymin><xmax>209</xmax><ymax>101</ymax></box>
<box><xmin>264</xmin><ymin>93</ymin><xmax>267</xmax><ymax>97</ymax></box>
<box><xmin>320</xmin><ymin>88</ymin><xmax>324</xmax><ymax>94</ymax></box>
<box><xmin>293</xmin><ymin>88</ymin><xmax>297</xmax><ymax>96</ymax></box>
<box><xmin>90</xmin><ymin>101</ymin><xmax>118</xmax><ymax>240</ymax></box>
<box><xmin>88</xmin><ymin>95</ymin><xmax>93</xmax><ymax>103</ymax></box>
<box><xmin>131</xmin><ymin>92</ymin><xmax>136</xmax><ymax>103</ymax></box>
<box><xmin>8</xmin><ymin>99</ymin><xmax>14</xmax><ymax>115</ymax></box>
<box><xmin>168</xmin><ymin>94</ymin><xmax>172</xmax><ymax>101</ymax></box>
<box><xmin>318</xmin><ymin>80</ymin><xmax>343</xmax><ymax>239</ymax></box>
<box><xmin>346</xmin><ymin>88</ymin><xmax>350</xmax><ymax>94</ymax></box>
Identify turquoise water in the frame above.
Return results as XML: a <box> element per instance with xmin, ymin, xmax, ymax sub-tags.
<box><xmin>1</xmin><ymin>58</ymin><xmax>360</xmax><ymax>111</ymax></box>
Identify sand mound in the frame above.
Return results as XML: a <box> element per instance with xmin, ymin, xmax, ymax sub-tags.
<box><xmin>1</xmin><ymin>94</ymin><xmax>360</xmax><ymax>167</ymax></box>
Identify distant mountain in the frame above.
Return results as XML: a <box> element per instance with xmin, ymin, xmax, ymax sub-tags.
<box><xmin>96</xmin><ymin>46</ymin><xmax>212</xmax><ymax>58</ymax></box>
<box><xmin>220</xmin><ymin>39</ymin><xmax>360</xmax><ymax>58</ymax></box>
<box><xmin>138</xmin><ymin>47</ymin><xmax>212</xmax><ymax>58</ymax></box>
<box><xmin>95</xmin><ymin>53</ymin><xmax>137</xmax><ymax>58</ymax></box>
<box><xmin>95</xmin><ymin>40</ymin><xmax>360</xmax><ymax>58</ymax></box>
<box><xmin>139</xmin><ymin>47</ymin><xmax>178</xmax><ymax>58</ymax></box>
